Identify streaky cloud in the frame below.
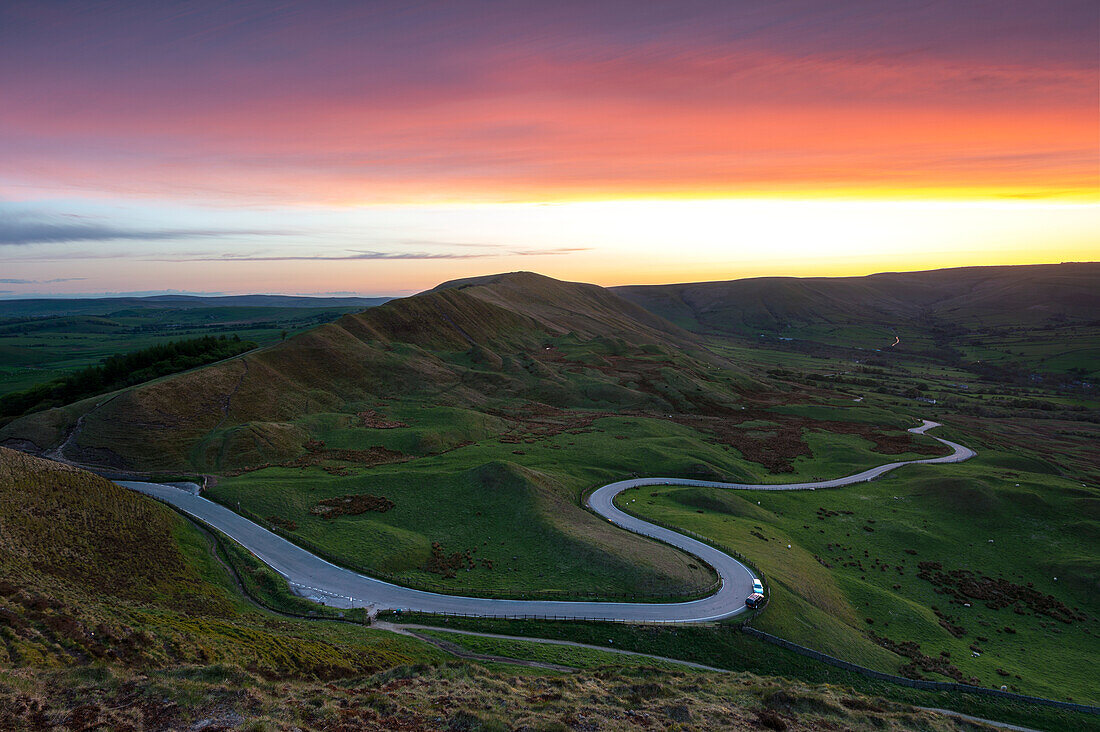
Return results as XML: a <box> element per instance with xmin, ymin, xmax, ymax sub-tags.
<box><xmin>0</xmin><ymin>211</ymin><xmax>289</xmax><ymax>245</ymax></box>
<box><xmin>168</xmin><ymin>247</ymin><xmax>591</xmax><ymax>261</ymax></box>
<box><xmin>182</xmin><ymin>251</ymin><xmax>492</xmax><ymax>262</ymax></box>
<box><xmin>512</xmin><ymin>247</ymin><xmax>592</xmax><ymax>256</ymax></box>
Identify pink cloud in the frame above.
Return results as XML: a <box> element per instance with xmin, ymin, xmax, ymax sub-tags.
<box><xmin>1</xmin><ymin>1</ymin><xmax>1095</xmax><ymax>202</ymax></box>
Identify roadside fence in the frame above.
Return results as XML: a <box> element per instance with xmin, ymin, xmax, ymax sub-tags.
<box><xmin>383</xmin><ymin>610</ymin><xmax>716</xmax><ymax>626</ymax></box>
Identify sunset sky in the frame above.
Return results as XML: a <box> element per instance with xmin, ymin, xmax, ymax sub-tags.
<box><xmin>1</xmin><ymin>0</ymin><xmax>1097</xmax><ymax>297</ymax></box>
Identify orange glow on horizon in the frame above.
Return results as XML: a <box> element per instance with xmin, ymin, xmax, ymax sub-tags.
<box><xmin>1</xmin><ymin>2</ymin><xmax>1095</xmax><ymax>298</ymax></box>
<box><xmin>4</xmin><ymin>196</ymin><xmax>1091</xmax><ymax>298</ymax></box>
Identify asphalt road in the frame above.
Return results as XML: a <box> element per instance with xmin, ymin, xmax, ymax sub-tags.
<box><xmin>118</xmin><ymin>420</ymin><xmax>972</xmax><ymax>622</ymax></box>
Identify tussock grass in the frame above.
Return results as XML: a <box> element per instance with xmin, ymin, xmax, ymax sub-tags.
<box><xmin>0</xmin><ymin>657</ymin><xmax>1015</xmax><ymax>731</ymax></box>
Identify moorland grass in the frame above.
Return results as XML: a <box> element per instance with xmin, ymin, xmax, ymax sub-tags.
<box><xmin>1</xmin><ymin>655</ymin><xmax>1023</xmax><ymax>731</ymax></box>
<box><xmin>614</xmin><ymin>448</ymin><xmax>1099</xmax><ymax>703</ymax></box>
<box><xmin>393</xmin><ymin>614</ymin><xmax>1096</xmax><ymax>732</ymax></box>
<box><xmin>0</xmin><ymin>447</ymin><xmax>445</xmax><ymax>677</ymax></box>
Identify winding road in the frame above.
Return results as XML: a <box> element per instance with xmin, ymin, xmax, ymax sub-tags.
<box><xmin>118</xmin><ymin>420</ymin><xmax>974</xmax><ymax>623</ymax></box>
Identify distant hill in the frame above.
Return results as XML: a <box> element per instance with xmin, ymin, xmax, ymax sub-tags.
<box><xmin>614</xmin><ymin>262</ymin><xmax>1100</xmax><ymax>336</ymax></box>
<box><xmin>0</xmin><ymin>293</ymin><xmax>391</xmax><ymax>318</ymax></box>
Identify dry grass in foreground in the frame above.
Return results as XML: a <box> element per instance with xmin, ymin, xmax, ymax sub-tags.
<box><xmin>0</xmin><ymin>661</ymin><xmax>1000</xmax><ymax>732</ymax></box>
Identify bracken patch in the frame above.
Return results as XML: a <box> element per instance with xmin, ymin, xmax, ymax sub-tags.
<box><xmin>358</xmin><ymin>410</ymin><xmax>408</xmax><ymax>429</ymax></box>
<box><xmin>917</xmin><ymin>562</ymin><xmax>1087</xmax><ymax>624</ymax></box>
<box><xmin>310</xmin><ymin>493</ymin><xmax>395</xmax><ymax>520</ymax></box>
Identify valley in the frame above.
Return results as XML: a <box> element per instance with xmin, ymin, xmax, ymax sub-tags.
<box><xmin>1</xmin><ymin>265</ymin><xmax>1096</xmax><ymax>730</ymax></box>
<box><xmin>7</xmin><ymin>3</ymin><xmax>1096</xmax><ymax>727</ymax></box>
<box><xmin>115</xmin><ymin>419</ymin><xmax>972</xmax><ymax>622</ymax></box>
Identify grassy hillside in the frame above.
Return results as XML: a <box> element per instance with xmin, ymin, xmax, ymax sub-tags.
<box><xmin>615</xmin><ymin>262</ymin><xmax>1100</xmax><ymax>379</ymax></box>
<box><xmin>208</xmin><ymin>409</ymin><xmax>942</xmax><ymax>599</ymax></box>
<box><xmin>433</xmin><ymin>271</ymin><xmax>700</xmax><ymax>345</ymax></box>
<box><xmin>0</xmin><ymin>447</ymin><xmax>1007</xmax><ymax>731</ymax></box>
<box><xmin>0</xmin><ymin>447</ymin><xmax>440</xmax><ymax>677</ymax></box>
<box><xmin>0</xmin><ymin>272</ymin><xmax>969</xmax><ymax>601</ymax></box>
<box><xmin>616</xmin><ymin>444</ymin><xmax>1100</xmax><ymax>703</ymax></box>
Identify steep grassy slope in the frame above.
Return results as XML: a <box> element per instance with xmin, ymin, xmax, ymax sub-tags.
<box><xmin>0</xmin><ymin>447</ymin><xmax>441</xmax><ymax>676</ymax></box>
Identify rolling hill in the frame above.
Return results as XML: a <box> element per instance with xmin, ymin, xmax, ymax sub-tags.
<box><xmin>0</xmin><ymin>271</ymin><xmax>931</xmax><ymax>606</ymax></box>
<box><xmin>0</xmin><ymin>294</ymin><xmax>390</xmax><ymax>318</ymax></box>
<box><xmin>614</xmin><ymin>262</ymin><xmax>1100</xmax><ymax>335</ymax></box>
<box><xmin>0</xmin><ymin>272</ymin><xmax>780</xmax><ymax>603</ymax></box>
<box><xmin>0</xmin><ymin>271</ymin><xmax>751</xmax><ymax>472</ymax></box>
<box><xmin>0</xmin><ymin>270</ymin><xmax>1094</xmax><ymax>727</ymax></box>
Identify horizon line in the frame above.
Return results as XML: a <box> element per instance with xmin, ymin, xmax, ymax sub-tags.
<box><xmin>3</xmin><ymin>260</ymin><xmax>1096</xmax><ymax>301</ymax></box>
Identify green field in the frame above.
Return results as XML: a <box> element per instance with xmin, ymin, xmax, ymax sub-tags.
<box><xmin>207</xmin><ymin>407</ymin><xmax>944</xmax><ymax>600</ymax></box>
<box><xmin>614</xmin><ymin>447</ymin><xmax>1098</xmax><ymax>703</ymax></box>
<box><xmin>0</xmin><ymin>303</ymin><xmax>372</xmax><ymax>396</ymax></box>
<box><xmin>413</xmin><ymin>628</ymin><xmax>701</xmax><ymax>671</ymax></box>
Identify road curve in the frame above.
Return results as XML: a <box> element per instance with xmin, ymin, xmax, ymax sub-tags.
<box><xmin>118</xmin><ymin>420</ymin><xmax>972</xmax><ymax>622</ymax></box>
